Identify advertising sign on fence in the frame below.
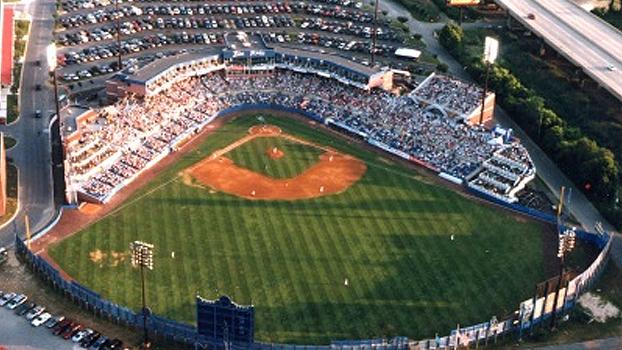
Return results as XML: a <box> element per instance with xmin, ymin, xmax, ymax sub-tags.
<box><xmin>196</xmin><ymin>295</ymin><xmax>255</xmax><ymax>345</ymax></box>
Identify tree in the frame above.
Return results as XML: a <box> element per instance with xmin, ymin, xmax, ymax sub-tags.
<box><xmin>438</xmin><ymin>22</ymin><xmax>464</xmax><ymax>56</ymax></box>
<box><xmin>436</xmin><ymin>63</ymin><xmax>449</xmax><ymax>73</ymax></box>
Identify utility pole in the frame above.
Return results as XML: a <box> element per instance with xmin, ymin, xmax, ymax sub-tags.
<box><xmin>115</xmin><ymin>0</ymin><xmax>122</xmax><ymax>70</ymax></box>
<box><xmin>371</xmin><ymin>0</ymin><xmax>379</xmax><ymax>65</ymax></box>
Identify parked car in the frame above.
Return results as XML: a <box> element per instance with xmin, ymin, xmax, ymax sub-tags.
<box><xmin>81</xmin><ymin>330</ymin><xmax>101</xmax><ymax>348</ymax></box>
<box><xmin>6</xmin><ymin>294</ymin><xmax>27</xmax><ymax>309</ymax></box>
<box><xmin>45</xmin><ymin>315</ymin><xmax>64</xmax><ymax>328</ymax></box>
<box><xmin>53</xmin><ymin>319</ymin><xmax>72</xmax><ymax>335</ymax></box>
<box><xmin>31</xmin><ymin>312</ymin><xmax>52</xmax><ymax>327</ymax></box>
<box><xmin>0</xmin><ymin>292</ymin><xmax>16</xmax><ymax>306</ymax></box>
<box><xmin>101</xmin><ymin>338</ymin><xmax>123</xmax><ymax>350</ymax></box>
<box><xmin>89</xmin><ymin>335</ymin><xmax>108</xmax><ymax>350</ymax></box>
<box><xmin>26</xmin><ymin>305</ymin><xmax>45</xmax><ymax>320</ymax></box>
<box><xmin>16</xmin><ymin>302</ymin><xmax>36</xmax><ymax>316</ymax></box>
<box><xmin>72</xmin><ymin>328</ymin><xmax>93</xmax><ymax>343</ymax></box>
<box><xmin>34</xmin><ymin>110</ymin><xmax>42</xmax><ymax>118</ymax></box>
<box><xmin>62</xmin><ymin>323</ymin><xmax>82</xmax><ymax>340</ymax></box>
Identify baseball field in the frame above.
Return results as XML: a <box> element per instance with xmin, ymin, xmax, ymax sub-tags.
<box><xmin>48</xmin><ymin>113</ymin><xmax>548</xmax><ymax>344</ymax></box>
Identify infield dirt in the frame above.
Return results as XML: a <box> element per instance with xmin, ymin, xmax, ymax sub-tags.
<box><xmin>187</xmin><ymin>125</ymin><xmax>366</xmax><ymax>200</ymax></box>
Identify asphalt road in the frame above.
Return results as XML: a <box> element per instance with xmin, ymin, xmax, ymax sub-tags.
<box><xmin>0</xmin><ymin>0</ymin><xmax>58</xmax><ymax>248</ymax></box>
<box><xmin>0</xmin><ymin>305</ymin><xmax>76</xmax><ymax>350</ymax></box>
<box><xmin>496</xmin><ymin>0</ymin><xmax>622</xmax><ymax>102</ymax></box>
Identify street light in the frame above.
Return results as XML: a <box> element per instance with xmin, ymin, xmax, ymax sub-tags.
<box><xmin>479</xmin><ymin>36</ymin><xmax>498</xmax><ymax>125</ymax></box>
<box><xmin>130</xmin><ymin>241</ymin><xmax>154</xmax><ymax>348</ymax></box>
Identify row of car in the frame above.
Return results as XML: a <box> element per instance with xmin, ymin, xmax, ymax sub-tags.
<box><xmin>59</xmin><ymin>2</ymin><xmax>373</xmax><ymax>29</ymax></box>
<box><xmin>61</xmin><ymin>49</ymin><xmax>184</xmax><ymax>82</ymax></box>
<box><xmin>59</xmin><ymin>32</ymin><xmax>222</xmax><ymax>67</ymax></box>
<box><xmin>61</xmin><ymin>0</ymin><xmax>363</xmax><ymax>14</ymax></box>
<box><xmin>0</xmin><ymin>291</ymin><xmax>126</xmax><ymax>349</ymax></box>
<box><xmin>57</xmin><ymin>15</ymin><xmax>295</xmax><ymax>46</ymax></box>
<box><xmin>299</xmin><ymin>18</ymin><xmax>398</xmax><ymax>41</ymax></box>
<box><xmin>269</xmin><ymin>31</ymin><xmax>397</xmax><ymax>58</ymax></box>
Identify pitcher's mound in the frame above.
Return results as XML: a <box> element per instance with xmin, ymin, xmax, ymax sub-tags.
<box><xmin>266</xmin><ymin>147</ymin><xmax>285</xmax><ymax>160</ymax></box>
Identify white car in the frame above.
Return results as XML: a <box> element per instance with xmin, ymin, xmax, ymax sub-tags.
<box><xmin>26</xmin><ymin>305</ymin><xmax>45</xmax><ymax>320</ymax></box>
<box><xmin>0</xmin><ymin>292</ymin><xmax>15</xmax><ymax>306</ymax></box>
<box><xmin>31</xmin><ymin>312</ymin><xmax>52</xmax><ymax>327</ymax></box>
<box><xmin>607</xmin><ymin>64</ymin><xmax>616</xmax><ymax>71</ymax></box>
<box><xmin>72</xmin><ymin>328</ymin><xmax>93</xmax><ymax>343</ymax></box>
<box><xmin>6</xmin><ymin>294</ymin><xmax>27</xmax><ymax>310</ymax></box>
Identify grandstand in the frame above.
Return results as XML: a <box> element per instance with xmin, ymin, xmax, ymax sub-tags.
<box><xmin>61</xmin><ymin>47</ymin><xmax>534</xmax><ymax>204</ymax></box>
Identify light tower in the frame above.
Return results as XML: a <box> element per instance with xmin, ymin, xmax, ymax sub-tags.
<box><xmin>130</xmin><ymin>241</ymin><xmax>154</xmax><ymax>348</ymax></box>
<box><xmin>479</xmin><ymin>36</ymin><xmax>498</xmax><ymax>125</ymax></box>
<box><xmin>550</xmin><ymin>186</ymin><xmax>576</xmax><ymax>330</ymax></box>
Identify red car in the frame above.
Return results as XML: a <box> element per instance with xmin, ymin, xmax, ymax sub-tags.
<box><xmin>52</xmin><ymin>319</ymin><xmax>72</xmax><ymax>335</ymax></box>
<box><xmin>62</xmin><ymin>323</ymin><xmax>82</xmax><ymax>340</ymax></box>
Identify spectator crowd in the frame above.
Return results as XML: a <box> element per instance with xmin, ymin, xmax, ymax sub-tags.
<box><xmin>66</xmin><ymin>67</ymin><xmax>535</xmax><ymax>202</ymax></box>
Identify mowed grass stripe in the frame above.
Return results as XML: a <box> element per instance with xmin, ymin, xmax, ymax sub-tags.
<box><xmin>332</xmin><ymin>186</ymin><xmax>386</xmax><ymax>337</ymax></box>
<box><xmin>49</xmin><ymin>114</ymin><xmax>548</xmax><ymax>343</ymax></box>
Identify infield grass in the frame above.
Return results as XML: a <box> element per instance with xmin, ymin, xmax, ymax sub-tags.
<box><xmin>228</xmin><ymin>136</ymin><xmax>324</xmax><ymax>178</ymax></box>
<box><xmin>49</xmin><ymin>114</ymin><xmax>548</xmax><ymax>344</ymax></box>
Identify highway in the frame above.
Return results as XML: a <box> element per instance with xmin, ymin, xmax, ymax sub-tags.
<box><xmin>0</xmin><ymin>0</ymin><xmax>58</xmax><ymax>248</ymax></box>
<box><xmin>496</xmin><ymin>0</ymin><xmax>622</xmax><ymax>103</ymax></box>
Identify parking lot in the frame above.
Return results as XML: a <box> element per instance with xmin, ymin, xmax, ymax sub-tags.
<box><xmin>0</xmin><ymin>306</ymin><xmax>75</xmax><ymax>350</ymax></box>
<box><xmin>0</xmin><ymin>250</ymin><xmax>148</xmax><ymax>350</ymax></box>
<box><xmin>52</xmin><ymin>0</ymin><xmax>423</xmax><ymax>87</ymax></box>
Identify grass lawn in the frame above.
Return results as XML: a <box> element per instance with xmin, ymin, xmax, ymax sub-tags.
<box><xmin>0</xmin><ymin>165</ymin><xmax>19</xmax><ymax>226</ymax></box>
<box><xmin>3</xmin><ymin>136</ymin><xmax>17</xmax><ymax>150</ymax></box>
<box><xmin>6</xmin><ymin>95</ymin><xmax>19</xmax><ymax>124</ymax></box>
<box><xmin>228</xmin><ymin>136</ymin><xmax>323</xmax><ymax>179</ymax></box>
<box><xmin>49</xmin><ymin>114</ymin><xmax>548</xmax><ymax>344</ymax></box>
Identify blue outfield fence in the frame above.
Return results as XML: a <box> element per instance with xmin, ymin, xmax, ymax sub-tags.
<box><xmin>17</xmin><ymin>104</ymin><xmax>614</xmax><ymax>349</ymax></box>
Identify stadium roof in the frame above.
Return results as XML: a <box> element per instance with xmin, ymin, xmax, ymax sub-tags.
<box><xmin>273</xmin><ymin>47</ymin><xmax>381</xmax><ymax>76</ymax></box>
<box><xmin>128</xmin><ymin>49</ymin><xmax>221</xmax><ymax>84</ymax></box>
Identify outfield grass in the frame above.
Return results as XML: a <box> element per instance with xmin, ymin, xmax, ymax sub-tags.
<box><xmin>228</xmin><ymin>136</ymin><xmax>323</xmax><ymax>179</ymax></box>
<box><xmin>50</xmin><ymin>114</ymin><xmax>548</xmax><ymax>344</ymax></box>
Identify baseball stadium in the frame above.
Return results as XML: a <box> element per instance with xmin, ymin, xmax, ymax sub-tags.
<box><xmin>21</xmin><ymin>33</ymin><xmax>611</xmax><ymax>348</ymax></box>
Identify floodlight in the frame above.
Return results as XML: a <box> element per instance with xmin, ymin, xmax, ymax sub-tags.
<box><xmin>483</xmin><ymin>37</ymin><xmax>499</xmax><ymax>64</ymax></box>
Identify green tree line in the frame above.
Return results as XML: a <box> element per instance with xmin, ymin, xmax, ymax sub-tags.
<box><xmin>439</xmin><ymin>23</ymin><xmax>621</xmax><ymax>228</ymax></box>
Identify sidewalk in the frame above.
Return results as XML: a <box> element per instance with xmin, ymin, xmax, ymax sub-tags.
<box><xmin>0</xmin><ymin>88</ymin><xmax>8</xmax><ymax>123</ymax></box>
